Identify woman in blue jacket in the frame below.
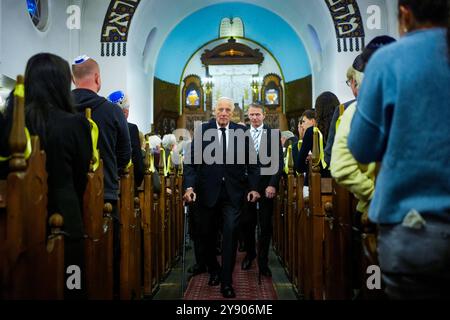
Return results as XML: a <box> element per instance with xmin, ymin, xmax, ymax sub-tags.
<box><xmin>348</xmin><ymin>0</ymin><xmax>450</xmax><ymax>299</ymax></box>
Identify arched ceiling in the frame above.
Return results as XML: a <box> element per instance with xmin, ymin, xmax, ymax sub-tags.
<box><xmin>154</xmin><ymin>2</ymin><xmax>311</xmax><ymax>84</ymax></box>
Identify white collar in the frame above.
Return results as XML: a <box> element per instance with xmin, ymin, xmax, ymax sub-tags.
<box><xmin>251</xmin><ymin>124</ymin><xmax>264</xmax><ymax>131</ymax></box>
<box><xmin>216</xmin><ymin>122</ymin><xmax>230</xmax><ymax>130</ymax></box>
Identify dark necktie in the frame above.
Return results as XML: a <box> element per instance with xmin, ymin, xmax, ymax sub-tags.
<box><xmin>220</xmin><ymin>127</ymin><xmax>226</xmax><ymax>164</ymax></box>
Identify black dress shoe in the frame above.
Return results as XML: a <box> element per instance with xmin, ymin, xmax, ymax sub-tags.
<box><xmin>208</xmin><ymin>272</ymin><xmax>220</xmax><ymax>286</ymax></box>
<box><xmin>220</xmin><ymin>285</ymin><xmax>236</xmax><ymax>298</ymax></box>
<box><xmin>241</xmin><ymin>256</ymin><xmax>255</xmax><ymax>270</ymax></box>
<box><xmin>259</xmin><ymin>266</ymin><xmax>272</xmax><ymax>277</ymax></box>
<box><xmin>188</xmin><ymin>264</ymin><xmax>207</xmax><ymax>276</ymax></box>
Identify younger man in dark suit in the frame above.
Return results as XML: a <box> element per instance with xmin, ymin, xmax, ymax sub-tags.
<box><xmin>240</xmin><ymin>103</ymin><xmax>283</xmax><ymax>276</ymax></box>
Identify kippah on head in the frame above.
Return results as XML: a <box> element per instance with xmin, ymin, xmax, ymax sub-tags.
<box><xmin>352</xmin><ymin>35</ymin><xmax>396</xmax><ymax>72</ymax></box>
<box><xmin>108</xmin><ymin>90</ymin><xmax>129</xmax><ymax>109</ymax></box>
<box><xmin>365</xmin><ymin>35</ymin><xmax>397</xmax><ymax>50</ymax></box>
<box><xmin>352</xmin><ymin>54</ymin><xmax>365</xmax><ymax>72</ymax></box>
<box><xmin>72</xmin><ymin>54</ymin><xmax>91</xmax><ymax>65</ymax></box>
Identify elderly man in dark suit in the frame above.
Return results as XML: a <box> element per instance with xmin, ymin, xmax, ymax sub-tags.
<box><xmin>108</xmin><ymin>90</ymin><xmax>144</xmax><ymax>188</ymax></box>
<box><xmin>183</xmin><ymin>97</ymin><xmax>260</xmax><ymax>298</ymax></box>
<box><xmin>240</xmin><ymin>103</ymin><xmax>283</xmax><ymax>277</ymax></box>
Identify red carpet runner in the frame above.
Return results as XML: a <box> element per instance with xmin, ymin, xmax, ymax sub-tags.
<box><xmin>184</xmin><ymin>251</ymin><xmax>278</xmax><ymax>300</ymax></box>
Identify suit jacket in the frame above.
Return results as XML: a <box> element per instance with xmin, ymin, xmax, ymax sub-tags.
<box><xmin>183</xmin><ymin>119</ymin><xmax>259</xmax><ymax>208</ymax></box>
<box><xmin>251</xmin><ymin>124</ymin><xmax>283</xmax><ymax>193</ymax></box>
<box><xmin>128</xmin><ymin>122</ymin><xmax>144</xmax><ymax>188</ymax></box>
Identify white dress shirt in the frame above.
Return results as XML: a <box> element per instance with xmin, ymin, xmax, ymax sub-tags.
<box><xmin>216</xmin><ymin>122</ymin><xmax>230</xmax><ymax>149</ymax></box>
<box><xmin>250</xmin><ymin>124</ymin><xmax>264</xmax><ymax>153</ymax></box>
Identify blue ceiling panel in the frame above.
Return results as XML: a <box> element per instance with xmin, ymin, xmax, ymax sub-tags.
<box><xmin>155</xmin><ymin>2</ymin><xmax>311</xmax><ymax>83</ymax></box>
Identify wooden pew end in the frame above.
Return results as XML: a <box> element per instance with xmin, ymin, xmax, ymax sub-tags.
<box><xmin>47</xmin><ymin>213</ymin><xmax>64</xmax><ymax>252</ymax></box>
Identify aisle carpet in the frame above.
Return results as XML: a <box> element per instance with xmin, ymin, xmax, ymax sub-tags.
<box><xmin>184</xmin><ymin>251</ymin><xmax>278</xmax><ymax>300</ymax></box>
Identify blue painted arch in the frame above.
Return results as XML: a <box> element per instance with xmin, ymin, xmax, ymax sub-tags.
<box><xmin>155</xmin><ymin>2</ymin><xmax>311</xmax><ymax>83</ymax></box>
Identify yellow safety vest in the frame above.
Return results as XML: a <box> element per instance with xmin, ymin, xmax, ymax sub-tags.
<box><xmin>335</xmin><ymin>104</ymin><xmax>346</xmax><ymax>133</ymax></box>
<box><xmin>313</xmin><ymin>127</ymin><xmax>327</xmax><ymax>169</ymax></box>
<box><xmin>87</xmin><ymin>118</ymin><xmax>100</xmax><ymax>171</ymax></box>
<box><xmin>0</xmin><ymin>84</ymin><xmax>32</xmax><ymax>162</ymax></box>
<box><xmin>283</xmin><ymin>144</ymin><xmax>292</xmax><ymax>174</ymax></box>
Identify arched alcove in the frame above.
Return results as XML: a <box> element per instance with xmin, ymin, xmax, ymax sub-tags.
<box><xmin>307</xmin><ymin>24</ymin><xmax>323</xmax><ymax>72</ymax></box>
<box><xmin>142</xmin><ymin>27</ymin><xmax>157</xmax><ymax>73</ymax></box>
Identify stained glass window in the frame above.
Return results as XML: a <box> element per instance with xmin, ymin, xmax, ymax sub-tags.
<box><xmin>186</xmin><ymin>89</ymin><xmax>200</xmax><ymax>106</ymax></box>
<box><xmin>26</xmin><ymin>0</ymin><xmax>48</xmax><ymax>31</ymax></box>
<box><xmin>265</xmin><ymin>89</ymin><xmax>279</xmax><ymax>105</ymax></box>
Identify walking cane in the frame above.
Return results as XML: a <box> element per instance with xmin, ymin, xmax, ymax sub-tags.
<box><xmin>181</xmin><ymin>202</ymin><xmax>189</xmax><ymax>296</ymax></box>
<box><xmin>256</xmin><ymin>200</ymin><xmax>262</xmax><ymax>285</ymax></box>
<box><xmin>181</xmin><ymin>193</ymin><xmax>194</xmax><ymax>296</ymax></box>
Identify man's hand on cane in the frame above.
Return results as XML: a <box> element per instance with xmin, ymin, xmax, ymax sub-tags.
<box><xmin>265</xmin><ymin>186</ymin><xmax>276</xmax><ymax>199</ymax></box>
<box><xmin>247</xmin><ymin>191</ymin><xmax>260</xmax><ymax>203</ymax></box>
<box><xmin>183</xmin><ymin>187</ymin><xmax>196</xmax><ymax>203</ymax></box>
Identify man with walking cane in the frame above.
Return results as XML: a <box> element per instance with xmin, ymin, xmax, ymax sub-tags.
<box><xmin>240</xmin><ymin>103</ymin><xmax>283</xmax><ymax>278</ymax></box>
<box><xmin>183</xmin><ymin>97</ymin><xmax>260</xmax><ymax>298</ymax></box>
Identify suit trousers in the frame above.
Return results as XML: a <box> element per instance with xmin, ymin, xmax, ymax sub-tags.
<box><xmin>197</xmin><ymin>182</ymin><xmax>241</xmax><ymax>286</ymax></box>
<box><xmin>241</xmin><ymin>196</ymin><xmax>274</xmax><ymax>267</ymax></box>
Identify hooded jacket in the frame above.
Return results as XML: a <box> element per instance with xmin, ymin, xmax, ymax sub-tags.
<box><xmin>73</xmin><ymin>88</ymin><xmax>131</xmax><ymax>200</ymax></box>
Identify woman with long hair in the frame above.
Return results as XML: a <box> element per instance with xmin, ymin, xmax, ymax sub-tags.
<box><xmin>295</xmin><ymin>92</ymin><xmax>339</xmax><ymax>177</ymax></box>
<box><xmin>1</xmin><ymin>53</ymin><xmax>92</xmax><ymax>299</ymax></box>
<box><xmin>348</xmin><ymin>0</ymin><xmax>450</xmax><ymax>299</ymax></box>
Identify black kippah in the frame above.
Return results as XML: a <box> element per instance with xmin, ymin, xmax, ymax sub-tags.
<box><xmin>352</xmin><ymin>35</ymin><xmax>396</xmax><ymax>72</ymax></box>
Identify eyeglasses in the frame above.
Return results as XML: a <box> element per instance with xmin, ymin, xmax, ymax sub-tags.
<box><xmin>346</xmin><ymin>79</ymin><xmax>352</xmax><ymax>87</ymax></box>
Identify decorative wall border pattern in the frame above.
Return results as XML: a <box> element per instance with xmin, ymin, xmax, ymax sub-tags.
<box><xmin>325</xmin><ymin>0</ymin><xmax>365</xmax><ymax>52</ymax></box>
<box><xmin>100</xmin><ymin>0</ymin><xmax>141</xmax><ymax>57</ymax></box>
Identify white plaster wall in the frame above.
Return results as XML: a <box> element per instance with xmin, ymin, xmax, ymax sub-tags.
<box><xmin>78</xmin><ymin>0</ymin><xmax>129</xmax><ymax>117</ymax></box>
<box><xmin>0</xmin><ymin>0</ymin><xmax>396</xmax><ymax>131</ymax></box>
<box><xmin>0</xmin><ymin>0</ymin><xmax>75</xmax><ymax>79</ymax></box>
<box><xmin>321</xmin><ymin>0</ymin><xmax>398</xmax><ymax>104</ymax></box>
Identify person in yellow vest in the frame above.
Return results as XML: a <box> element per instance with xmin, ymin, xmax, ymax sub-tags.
<box><xmin>1</xmin><ymin>53</ymin><xmax>93</xmax><ymax>299</ymax></box>
<box><xmin>331</xmin><ymin>36</ymin><xmax>396</xmax><ymax>216</ymax></box>
<box><xmin>349</xmin><ymin>0</ymin><xmax>449</xmax><ymax>298</ymax></box>
<box><xmin>162</xmin><ymin>133</ymin><xmax>177</xmax><ymax>176</ymax></box>
<box><xmin>295</xmin><ymin>94</ymin><xmax>338</xmax><ymax>187</ymax></box>
<box><xmin>280</xmin><ymin>130</ymin><xmax>298</xmax><ymax>175</ymax></box>
<box><xmin>331</xmin><ymin>36</ymin><xmax>396</xmax><ymax>299</ymax></box>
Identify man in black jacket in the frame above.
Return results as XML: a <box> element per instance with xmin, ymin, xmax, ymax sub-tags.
<box><xmin>71</xmin><ymin>55</ymin><xmax>131</xmax><ymax>298</ymax></box>
<box><xmin>240</xmin><ymin>103</ymin><xmax>283</xmax><ymax>277</ymax></box>
<box><xmin>183</xmin><ymin>97</ymin><xmax>260</xmax><ymax>298</ymax></box>
<box><xmin>108</xmin><ymin>90</ymin><xmax>144</xmax><ymax>188</ymax></box>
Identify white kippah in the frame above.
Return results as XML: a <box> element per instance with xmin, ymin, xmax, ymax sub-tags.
<box><xmin>72</xmin><ymin>54</ymin><xmax>91</xmax><ymax>65</ymax></box>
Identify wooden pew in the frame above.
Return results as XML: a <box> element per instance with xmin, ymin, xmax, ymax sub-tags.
<box><xmin>323</xmin><ymin>181</ymin><xmax>354</xmax><ymax>299</ymax></box>
<box><xmin>291</xmin><ymin>156</ymin><xmax>304</xmax><ymax>293</ymax></box>
<box><xmin>0</xmin><ymin>76</ymin><xmax>64</xmax><ymax>299</ymax></box>
<box><xmin>295</xmin><ymin>172</ymin><xmax>306</xmax><ymax>297</ymax></box>
<box><xmin>166</xmin><ymin>158</ymin><xmax>174</xmax><ymax>270</ymax></box>
<box><xmin>82</xmin><ymin>158</ymin><xmax>114</xmax><ymax>299</ymax></box>
<box><xmin>174</xmin><ymin>158</ymin><xmax>184</xmax><ymax>261</ymax></box>
<box><xmin>305</xmin><ymin>128</ymin><xmax>332</xmax><ymax>300</ymax></box>
<box><xmin>360</xmin><ymin>210</ymin><xmax>385</xmax><ymax>299</ymax></box>
<box><xmin>118</xmin><ymin>163</ymin><xmax>141</xmax><ymax>299</ymax></box>
<box><xmin>83</xmin><ymin>109</ymin><xmax>113</xmax><ymax>299</ymax></box>
<box><xmin>157</xmin><ymin>153</ymin><xmax>167</xmax><ymax>279</ymax></box>
<box><xmin>141</xmin><ymin>145</ymin><xmax>155</xmax><ymax>296</ymax></box>
<box><xmin>286</xmin><ymin>146</ymin><xmax>295</xmax><ymax>280</ymax></box>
